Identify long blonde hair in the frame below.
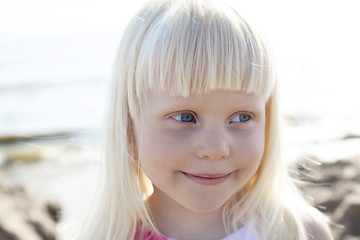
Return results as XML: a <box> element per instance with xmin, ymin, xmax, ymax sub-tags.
<box><xmin>80</xmin><ymin>0</ymin><xmax>326</xmax><ymax>239</ymax></box>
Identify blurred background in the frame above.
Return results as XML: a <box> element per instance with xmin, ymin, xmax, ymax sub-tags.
<box><xmin>0</xmin><ymin>0</ymin><xmax>359</xmax><ymax>239</ymax></box>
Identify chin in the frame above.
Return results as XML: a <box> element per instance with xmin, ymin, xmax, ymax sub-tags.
<box><xmin>182</xmin><ymin>198</ymin><xmax>227</xmax><ymax>214</ymax></box>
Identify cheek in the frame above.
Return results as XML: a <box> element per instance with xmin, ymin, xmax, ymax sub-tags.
<box><xmin>138</xmin><ymin>127</ymin><xmax>191</xmax><ymax>173</ymax></box>
<box><xmin>233</xmin><ymin>129</ymin><xmax>265</xmax><ymax>169</ymax></box>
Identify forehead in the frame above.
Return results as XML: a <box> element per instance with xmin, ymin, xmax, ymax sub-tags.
<box><xmin>130</xmin><ymin>0</ymin><xmax>275</xmax><ymax>102</ymax></box>
<box><xmin>142</xmin><ymin>90</ymin><xmax>266</xmax><ymax>112</ymax></box>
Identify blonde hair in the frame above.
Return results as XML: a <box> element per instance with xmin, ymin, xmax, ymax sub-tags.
<box><xmin>80</xmin><ymin>0</ymin><xmax>327</xmax><ymax>239</ymax></box>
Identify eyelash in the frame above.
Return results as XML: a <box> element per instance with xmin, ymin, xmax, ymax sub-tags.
<box><xmin>170</xmin><ymin>112</ymin><xmax>253</xmax><ymax>124</ymax></box>
<box><xmin>171</xmin><ymin>112</ymin><xmax>197</xmax><ymax>123</ymax></box>
<box><xmin>230</xmin><ymin>113</ymin><xmax>252</xmax><ymax>123</ymax></box>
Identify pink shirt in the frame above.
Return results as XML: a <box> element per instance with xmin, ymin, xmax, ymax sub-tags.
<box><xmin>135</xmin><ymin>220</ymin><xmax>260</xmax><ymax>240</ymax></box>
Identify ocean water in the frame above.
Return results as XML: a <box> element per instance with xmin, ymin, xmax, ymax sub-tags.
<box><xmin>0</xmin><ymin>34</ymin><xmax>120</xmax><ymax>136</ymax></box>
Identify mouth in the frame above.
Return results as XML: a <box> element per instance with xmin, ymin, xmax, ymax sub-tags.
<box><xmin>182</xmin><ymin>172</ymin><xmax>232</xmax><ymax>185</ymax></box>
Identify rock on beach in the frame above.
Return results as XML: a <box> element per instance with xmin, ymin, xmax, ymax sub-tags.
<box><xmin>0</xmin><ymin>175</ymin><xmax>61</xmax><ymax>240</ymax></box>
<box><xmin>296</xmin><ymin>156</ymin><xmax>360</xmax><ymax>240</ymax></box>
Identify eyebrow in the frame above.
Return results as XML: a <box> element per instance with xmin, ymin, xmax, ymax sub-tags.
<box><xmin>150</xmin><ymin>98</ymin><xmax>265</xmax><ymax>116</ymax></box>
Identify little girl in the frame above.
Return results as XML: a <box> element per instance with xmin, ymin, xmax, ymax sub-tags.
<box><xmin>81</xmin><ymin>0</ymin><xmax>333</xmax><ymax>239</ymax></box>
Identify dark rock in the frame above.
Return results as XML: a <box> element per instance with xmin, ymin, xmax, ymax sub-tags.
<box><xmin>335</xmin><ymin>195</ymin><xmax>360</xmax><ymax>238</ymax></box>
<box><xmin>0</xmin><ymin>175</ymin><xmax>61</xmax><ymax>240</ymax></box>
<box><xmin>0</xmin><ymin>225</ymin><xmax>18</xmax><ymax>240</ymax></box>
<box><xmin>319</xmin><ymin>198</ymin><xmax>343</xmax><ymax>213</ymax></box>
<box><xmin>341</xmin><ymin>203</ymin><xmax>360</xmax><ymax>236</ymax></box>
<box><xmin>45</xmin><ymin>202</ymin><xmax>61</xmax><ymax>223</ymax></box>
<box><xmin>294</xmin><ymin>157</ymin><xmax>360</xmax><ymax>240</ymax></box>
<box><xmin>342</xmin><ymin>134</ymin><xmax>360</xmax><ymax>140</ymax></box>
<box><xmin>27</xmin><ymin>220</ymin><xmax>56</xmax><ymax>240</ymax></box>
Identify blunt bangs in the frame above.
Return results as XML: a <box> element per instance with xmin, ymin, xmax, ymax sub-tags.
<box><xmin>133</xmin><ymin>0</ymin><xmax>275</xmax><ymax>101</ymax></box>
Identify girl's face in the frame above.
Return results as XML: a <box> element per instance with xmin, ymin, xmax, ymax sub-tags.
<box><xmin>135</xmin><ymin>90</ymin><xmax>266</xmax><ymax>214</ymax></box>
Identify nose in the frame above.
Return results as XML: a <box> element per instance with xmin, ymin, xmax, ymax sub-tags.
<box><xmin>195</xmin><ymin>127</ymin><xmax>230</xmax><ymax>161</ymax></box>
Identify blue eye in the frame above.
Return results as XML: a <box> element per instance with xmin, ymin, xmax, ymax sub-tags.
<box><xmin>231</xmin><ymin>113</ymin><xmax>251</xmax><ymax>123</ymax></box>
<box><xmin>172</xmin><ymin>113</ymin><xmax>197</xmax><ymax>123</ymax></box>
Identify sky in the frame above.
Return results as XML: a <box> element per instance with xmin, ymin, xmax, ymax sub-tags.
<box><xmin>0</xmin><ymin>0</ymin><xmax>144</xmax><ymax>34</ymax></box>
<box><xmin>1</xmin><ymin>0</ymin><xmax>358</xmax><ymax>34</ymax></box>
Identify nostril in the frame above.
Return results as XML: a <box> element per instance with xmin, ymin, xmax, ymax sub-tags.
<box><xmin>196</xmin><ymin>145</ymin><xmax>230</xmax><ymax>161</ymax></box>
<box><xmin>204</xmin><ymin>152</ymin><xmax>228</xmax><ymax>161</ymax></box>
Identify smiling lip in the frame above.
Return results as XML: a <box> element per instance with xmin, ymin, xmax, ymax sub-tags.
<box><xmin>182</xmin><ymin>172</ymin><xmax>231</xmax><ymax>185</ymax></box>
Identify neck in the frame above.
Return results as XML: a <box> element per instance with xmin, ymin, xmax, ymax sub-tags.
<box><xmin>146</xmin><ymin>188</ymin><xmax>227</xmax><ymax>240</ymax></box>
